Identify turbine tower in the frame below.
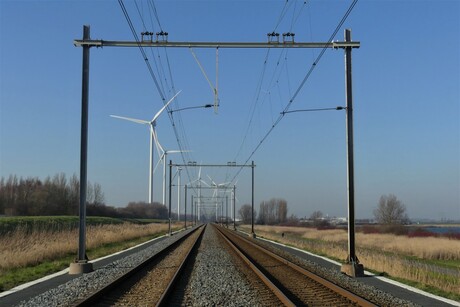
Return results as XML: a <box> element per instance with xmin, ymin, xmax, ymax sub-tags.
<box><xmin>110</xmin><ymin>91</ymin><xmax>181</xmax><ymax>203</ymax></box>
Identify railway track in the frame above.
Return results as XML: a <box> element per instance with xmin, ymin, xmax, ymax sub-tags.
<box><xmin>47</xmin><ymin>223</ymin><xmax>406</xmax><ymax>306</ymax></box>
<box><xmin>72</xmin><ymin>225</ymin><xmax>205</xmax><ymax>306</ymax></box>
<box><xmin>8</xmin><ymin>223</ymin><xmax>446</xmax><ymax>306</ymax></box>
<box><xmin>214</xmin><ymin>224</ymin><xmax>376</xmax><ymax>307</ymax></box>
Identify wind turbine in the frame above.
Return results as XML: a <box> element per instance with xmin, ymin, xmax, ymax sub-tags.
<box><xmin>207</xmin><ymin>175</ymin><xmax>231</xmax><ymax>189</ymax></box>
<box><xmin>110</xmin><ymin>91</ymin><xmax>181</xmax><ymax>204</ymax></box>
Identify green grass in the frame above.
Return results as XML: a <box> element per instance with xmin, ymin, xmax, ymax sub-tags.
<box><xmin>0</xmin><ymin>256</ymin><xmax>75</xmax><ymax>291</ymax></box>
<box><xmin>427</xmin><ymin>258</ymin><xmax>460</xmax><ymax>270</ymax></box>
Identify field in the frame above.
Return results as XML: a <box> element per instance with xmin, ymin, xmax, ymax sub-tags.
<box><xmin>241</xmin><ymin>224</ymin><xmax>460</xmax><ymax>301</ymax></box>
<box><xmin>0</xmin><ymin>216</ymin><xmax>182</xmax><ymax>291</ymax></box>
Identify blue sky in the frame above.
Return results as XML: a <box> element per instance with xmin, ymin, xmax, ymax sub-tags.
<box><xmin>1</xmin><ymin>0</ymin><xmax>459</xmax><ymax>220</ymax></box>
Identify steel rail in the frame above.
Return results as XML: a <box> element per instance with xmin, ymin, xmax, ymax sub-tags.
<box><xmin>72</xmin><ymin>225</ymin><xmax>205</xmax><ymax>307</ymax></box>
<box><xmin>216</xmin><ymin>225</ymin><xmax>376</xmax><ymax>307</ymax></box>
<box><xmin>214</xmin><ymin>225</ymin><xmax>295</xmax><ymax>307</ymax></box>
<box><xmin>156</xmin><ymin>225</ymin><xmax>206</xmax><ymax>306</ymax></box>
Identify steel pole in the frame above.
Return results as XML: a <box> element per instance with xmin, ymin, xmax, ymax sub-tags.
<box><xmin>251</xmin><ymin>160</ymin><xmax>255</xmax><ymax>237</ymax></box>
<box><xmin>191</xmin><ymin>195</ymin><xmax>194</xmax><ymax>226</ymax></box>
<box><xmin>78</xmin><ymin>25</ymin><xmax>90</xmax><ymax>263</ymax></box>
<box><xmin>177</xmin><ymin>167</ymin><xmax>181</xmax><ymax>221</ymax></box>
<box><xmin>345</xmin><ymin>29</ymin><xmax>356</xmax><ymax>263</ymax></box>
<box><xmin>340</xmin><ymin>29</ymin><xmax>364</xmax><ymax>277</ymax></box>
<box><xmin>70</xmin><ymin>25</ymin><xmax>93</xmax><ymax>274</ymax></box>
<box><xmin>233</xmin><ymin>185</ymin><xmax>236</xmax><ymax>230</ymax></box>
<box><xmin>168</xmin><ymin>160</ymin><xmax>172</xmax><ymax>236</ymax></box>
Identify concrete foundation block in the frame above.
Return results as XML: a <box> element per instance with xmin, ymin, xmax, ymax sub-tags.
<box><xmin>69</xmin><ymin>261</ymin><xmax>93</xmax><ymax>275</ymax></box>
<box><xmin>341</xmin><ymin>262</ymin><xmax>364</xmax><ymax>277</ymax></box>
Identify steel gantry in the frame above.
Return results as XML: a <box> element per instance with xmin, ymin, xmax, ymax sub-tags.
<box><xmin>73</xmin><ymin>26</ymin><xmax>361</xmax><ymax>276</ymax></box>
<box><xmin>169</xmin><ymin>161</ymin><xmax>255</xmax><ymax>236</ymax></box>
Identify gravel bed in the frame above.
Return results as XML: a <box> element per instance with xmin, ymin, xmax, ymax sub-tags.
<box><xmin>14</xmin><ymin>227</ymin><xmax>196</xmax><ymax>307</ymax></box>
<box><xmin>179</xmin><ymin>225</ymin><xmax>277</xmax><ymax>306</ymax></box>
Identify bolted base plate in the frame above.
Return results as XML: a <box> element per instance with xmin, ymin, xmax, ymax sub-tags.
<box><xmin>341</xmin><ymin>263</ymin><xmax>364</xmax><ymax>277</ymax></box>
<box><xmin>69</xmin><ymin>261</ymin><xmax>93</xmax><ymax>275</ymax></box>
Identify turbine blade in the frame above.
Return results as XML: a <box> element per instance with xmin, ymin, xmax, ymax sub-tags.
<box><xmin>199</xmin><ymin>179</ymin><xmax>210</xmax><ymax>187</ymax></box>
<box><xmin>206</xmin><ymin>174</ymin><xmax>217</xmax><ymax>186</ymax></box>
<box><xmin>152</xmin><ymin>90</ymin><xmax>182</xmax><ymax>123</ymax></box>
<box><xmin>151</xmin><ymin>128</ymin><xmax>164</xmax><ymax>157</ymax></box>
<box><xmin>153</xmin><ymin>157</ymin><xmax>163</xmax><ymax>174</ymax></box>
<box><xmin>187</xmin><ymin>178</ymin><xmax>199</xmax><ymax>186</ymax></box>
<box><xmin>110</xmin><ymin>115</ymin><xmax>149</xmax><ymax>125</ymax></box>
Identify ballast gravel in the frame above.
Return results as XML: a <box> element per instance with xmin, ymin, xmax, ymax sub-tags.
<box><xmin>179</xmin><ymin>225</ymin><xmax>274</xmax><ymax>306</ymax></box>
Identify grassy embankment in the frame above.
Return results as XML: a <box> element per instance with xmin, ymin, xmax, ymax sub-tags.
<box><xmin>0</xmin><ymin>216</ymin><xmax>183</xmax><ymax>291</ymax></box>
<box><xmin>241</xmin><ymin>225</ymin><xmax>460</xmax><ymax>301</ymax></box>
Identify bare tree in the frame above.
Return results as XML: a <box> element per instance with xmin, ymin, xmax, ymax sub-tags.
<box><xmin>309</xmin><ymin>210</ymin><xmax>323</xmax><ymax>220</ymax></box>
<box><xmin>0</xmin><ymin>173</ymin><xmax>104</xmax><ymax>216</ymax></box>
<box><xmin>373</xmin><ymin>194</ymin><xmax>409</xmax><ymax>225</ymax></box>
<box><xmin>309</xmin><ymin>210</ymin><xmax>329</xmax><ymax>227</ymax></box>
<box><xmin>258</xmin><ymin>198</ymin><xmax>288</xmax><ymax>225</ymax></box>
<box><xmin>86</xmin><ymin>181</ymin><xmax>94</xmax><ymax>205</ymax></box>
<box><xmin>258</xmin><ymin>201</ymin><xmax>268</xmax><ymax>224</ymax></box>
<box><xmin>93</xmin><ymin>183</ymin><xmax>105</xmax><ymax>206</ymax></box>
<box><xmin>67</xmin><ymin>174</ymin><xmax>80</xmax><ymax>214</ymax></box>
<box><xmin>277</xmin><ymin>199</ymin><xmax>288</xmax><ymax>224</ymax></box>
<box><xmin>238</xmin><ymin>204</ymin><xmax>253</xmax><ymax>224</ymax></box>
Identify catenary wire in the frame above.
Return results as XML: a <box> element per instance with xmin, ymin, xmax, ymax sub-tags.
<box><xmin>118</xmin><ymin>0</ymin><xmax>165</xmax><ymax>101</ymax></box>
<box><xmin>229</xmin><ymin>0</ymin><xmax>358</xmax><ymax>182</ymax></box>
<box><xmin>229</xmin><ymin>0</ymin><xmax>305</xmax><ymax>185</ymax></box>
<box><xmin>119</xmin><ymin>0</ymin><xmax>199</xmax><ymax>197</ymax></box>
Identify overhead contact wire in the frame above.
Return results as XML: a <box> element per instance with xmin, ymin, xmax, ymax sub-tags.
<box><xmin>120</xmin><ymin>0</ymin><xmax>196</xmax><ymax>189</ymax></box>
<box><xmin>230</xmin><ymin>0</ymin><xmax>358</xmax><ymax>181</ymax></box>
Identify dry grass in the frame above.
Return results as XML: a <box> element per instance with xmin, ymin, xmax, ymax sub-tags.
<box><xmin>253</xmin><ymin>225</ymin><xmax>460</xmax><ymax>261</ymax></box>
<box><xmin>0</xmin><ymin>222</ymin><xmax>176</xmax><ymax>273</ymax></box>
<box><xmin>242</xmin><ymin>225</ymin><xmax>460</xmax><ymax>296</ymax></box>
